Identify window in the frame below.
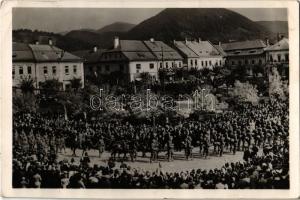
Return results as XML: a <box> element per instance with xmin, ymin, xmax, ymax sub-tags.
<box><xmin>166</xmin><ymin>62</ymin><xmax>169</xmax><ymax>68</ymax></box>
<box><xmin>269</xmin><ymin>55</ymin><xmax>273</xmax><ymax>62</ymax></box>
<box><xmin>179</xmin><ymin>62</ymin><xmax>182</xmax><ymax>68</ymax></box>
<box><xmin>19</xmin><ymin>66</ymin><xmax>23</xmax><ymax>75</ymax></box>
<box><xmin>252</xmin><ymin>60</ymin><xmax>255</xmax><ymax>65</ymax></box>
<box><xmin>52</xmin><ymin>66</ymin><xmax>57</xmax><ymax>75</ymax></box>
<box><xmin>105</xmin><ymin>65</ymin><xmax>110</xmax><ymax>72</ymax></box>
<box><xmin>219</xmin><ymin>60</ymin><xmax>222</xmax><ymax>66</ymax></box>
<box><xmin>43</xmin><ymin>66</ymin><xmax>47</xmax><ymax>75</ymax></box>
<box><xmin>149</xmin><ymin>63</ymin><xmax>154</xmax><ymax>69</ymax></box>
<box><xmin>285</xmin><ymin>54</ymin><xmax>289</xmax><ymax>61</ymax></box>
<box><xmin>277</xmin><ymin>55</ymin><xmax>281</xmax><ymax>62</ymax></box>
<box><xmin>12</xmin><ymin>66</ymin><xmax>15</xmax><ymax>77</ymax></box>
<box><xmin>195</xmin><ymin>60</ymin><xmax>197</xmax><ymax>66</ymax></box>
<box><xmin>120</xmin><ymin>64</ymin><xmax>124</xmax><ymax>71</ymax></box>
<box><xmin>201</xmin><ymin>61</ymin><xmax>204</xmax><ymax>66</ymax></box>
<box><xmin>209</xmin><ymin>60</ymin><xmax>212</xmax><ymax>66</ymax></box>
<box><xmin>231</xmin><ymin>61</ymin><xmax>235</xmax><ymax>65</ymax></box>
<box><xmin>65</xmin><ymin>66</ymin><xmax>69</xmax><ymax>75</ymax></box>
<box><xmin>136</xmin><ymin>64</ymin><xmax>141</xmax><ymax>70</ymax></box>
<box><xmin>171</xmin><ymin>62</ymin><xmax>174</xmax><ymax>68</ymax></box>
<box><xmin>73</xmin><ymin>65</ymin><xmax>77</xmax><ymax>74</ymax></box>
<box><xmin>190</xmin><ymin>60</ymin><xmax>193</xmax><ymax>66</ymax></box>
<box><xmin>27</xmin><ymin>66</ymin><xmax>32</xmax><ymax>74</ymax></box>
<box><xmin>160</xmin><ymin>62</ymin><xmax>163</xmax><ymax>69</ymax></box>
<box><xmin>205</xmin><ymin>61</ymin><xmax>208</xmax><ymax>66</ymax></box>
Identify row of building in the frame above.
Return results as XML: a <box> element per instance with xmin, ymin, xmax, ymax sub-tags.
<box><xmin>12</xmin><ymin>36</ymin><xmax>289</xmax><ymax>90</ymax></box>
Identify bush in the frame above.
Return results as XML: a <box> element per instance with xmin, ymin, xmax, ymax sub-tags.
<box><xmin>229</xmin><ymin>80</ymin><xmax>259</xmax><ymax>105</ymax></box>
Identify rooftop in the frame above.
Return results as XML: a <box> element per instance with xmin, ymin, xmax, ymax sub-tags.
<box><xmin>13</xmin><ymin>42</ymin><xmax>82</xmax><ymax>62</ymax></box>
<box><xmin>265</xmin><ymin>38</ymin><xmax>289</xmax><ymax>51</ymax></box>
<box><xmin>221</xmin><ymin>39</ymin><xmax>266</xmax><ymax>51</ymax></box>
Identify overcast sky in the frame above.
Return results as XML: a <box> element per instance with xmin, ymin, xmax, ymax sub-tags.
<box><xmin>13</xmin><ymin>8</ymin><xmax>287</xmax><ymax>33</ymax></box>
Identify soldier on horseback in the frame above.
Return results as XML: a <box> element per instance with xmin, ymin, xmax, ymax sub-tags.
<box><xmin>150</xmin><ymin>135</ymin><xmax>159</xmax><ymax>163</ymax></box>
<box><xmin>97</xmin><ymin>135</ymin><xmax>105</xmax><ymax>158</ymax></box>
<box><xmin>184</xmin><ymin>134</ymin><xmax>193</xmax><ymax>160</ymax></box>
<box><xmin>167</xmin><ymin>134</ymin><xmax>174</xmax><ymax>162</ymax></box>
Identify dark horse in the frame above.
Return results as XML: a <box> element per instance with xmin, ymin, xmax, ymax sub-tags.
<box><xmin>69</xmin><ymin>134</ymin><xmax>79</xmax><ymax>156</ymax></box>
<box><xmin>110</xmin><ymin>140</ymin><xmax>128</xmax><ymax>161</ymax></box>
<box><xmin>110</xmin><ymin>140</ymin><xmax>137</xmax><ymax>162</ymax></box>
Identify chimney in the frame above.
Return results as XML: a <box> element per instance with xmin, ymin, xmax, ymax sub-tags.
<box><xmin>185</xmin><ymin>37</ymin><xmax>188</xmax><ymax>44</ymax></box>
<box><xmin>93</xmin><ymin>45</ymin><xmax>98</xmax><ymax>52</ymax></box>
<box><xmin>218</xmin><ymin>41</ymin><xmax>221</xmax><ymax>47</ymax></box>
<box><xmin>150</xmin><ymin>38</ymin><xmax>155</xmax><ymax>43</ymax></box>
<box><xmin>173</xmin><ymin>39</ymin><xmax>176</xmax><ymax>44</ymax></box>
<box><xmin>114</xmin><ymin>36</ymin><xmax>120</xmax><ymax>49</ymax></box>
<box><xmin>48</xmin><ymin>38</ymin><xmax>53</xmax><ymax>46</ymax></box>
<box><xmin>265</xmin><ymin>38</ymin><xmax>269</xmax><ymax>46</ymax></box>
<box><xmin>198</xmin><ymin>38</ymin><xmax>202</xmax><ymax>42</ymax></box>
<box><xmin>35</xmin><ymin>40</ymin><xmax>39</xmax><ymax>45</ymax></box>
<box><xmin>277</xmin><ymin>33</ymin><xmax>280</xmax><ymax>42</ymax></box>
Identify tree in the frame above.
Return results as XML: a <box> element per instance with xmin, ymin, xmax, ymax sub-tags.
<box><xmin>140</xmin><ymin>72</ymin><xmax>152</xmax><ymax>87</ymax></box>
<box><xmin>15</xmin><ymin>77</ymin><xmax>37</xmax><ymax>112</ymax></box>
<box><xmin>230</xmin><ymin>80</ymin><xmax>259</xmax><ymax>105</ymax></box>
<box><xmin>158</xmin><ymin>69</ymin><xmax>167</xmax><ymax>83</ymax></box>
<box><xmin>39</xmin><ymin>79</ymin><xmax>63</xmax><ymax>97</ymax></box>
<box><xmin>268</xmin><ymin>67</ymin><xmax>287</xmax><ymax>100</ymax></box>
<box><xmin>69</xmin><ymin>77</ymin><xmax>82</xmax><ymax>92</ymax></box>
<box><xmin>20</xmin><ymin>77</ymin><xmax>35</xmax><ymax>95</ymax></box>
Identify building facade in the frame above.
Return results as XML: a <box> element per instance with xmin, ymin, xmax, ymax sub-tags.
<box><xmin>173</xmin><ymin>40</ymin><xmax>199</xmax><ymax>69</ymax></box>
<box><xmin>72</xmin><ymin>46</ymin><xmax>104</xmax><ymax>81</ymax></box>
<box><xmin>13</xmin><ymin>42</ymin><xmax>84</xmax><ymax>90</ymax></box>
<box><xmin>173</xmin><ymin>39</ymin><xmax>225</xmax><ymax>70</ymax></box>
<box><xmin>221</xmin><ymin>39</ymin><xmax>267</xmax><ymax>76</ymax></box>
<box><xmin>100</xmin><ymin>37</ymin><xmax>183</xmax><ymax>83</ymax></box>
<box><xmin>265</xmin><ymin>38</ymin><xmax>289</xmax><ymax>78</ymax></box>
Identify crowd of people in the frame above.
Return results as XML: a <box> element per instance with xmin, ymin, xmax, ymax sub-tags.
<box><xmin>12</xmin><ymin>100</ymin><xmax>289</xmax><ymax>189</ymax></box>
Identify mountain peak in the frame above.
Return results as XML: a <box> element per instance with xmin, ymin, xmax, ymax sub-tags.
<box><xmin>97</xmin><ymin>22</ymin><xmax>136</xmax><ymax>33</ymax></box>
<box><xmin>127</xmin><ymin>8</ymin><xmax>271</xmax><ymax>43</ymax></box>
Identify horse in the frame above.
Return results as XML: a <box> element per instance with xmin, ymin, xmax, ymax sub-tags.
<box><xmin>69</xmin><ymin>135</ymin><xmax>79</xmax><ymax>156</ymax></box>
<box><xmin>110</xmin><ymin>140</ymin><xmax>130</xmax><ymax>161</ymax></box>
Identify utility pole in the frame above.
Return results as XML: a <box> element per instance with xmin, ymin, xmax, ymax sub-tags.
<box><xmin>161</xmin><ymin>46</ymin><xmax>165</xmax><ymax>94</ymax></box>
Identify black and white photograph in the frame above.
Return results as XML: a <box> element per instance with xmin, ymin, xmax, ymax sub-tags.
<box><xmin>1</xmin><ymin>0</ymin><xmax>299</xmax><ymax>198</ymax></box>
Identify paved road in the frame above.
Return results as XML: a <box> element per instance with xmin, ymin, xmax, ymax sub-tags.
<box><xmin>57</xmin><ymin>147</ymin><xmax>245</xmax><ymax>173</ymax></box>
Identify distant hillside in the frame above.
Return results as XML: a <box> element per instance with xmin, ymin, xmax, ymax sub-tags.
<box><xmin>65</xmin><ymin>30</ymin><xmax>127</xmax><ymax>49</ymax></box>
<box><xmin>97</xmin><ymin>22</ymin><xmax>135</xmax><ymax>33</ymax></box>
<box><xmin>14</xmin><ymin>9</ymin><xmax>280</xmax><ymax>51</ymax></box>
<box><xmin>256</xmin><ymin>21</ymin><xmax>288</xmax><ymax>35</ymax></box>
<box><xmin>127</xmin><ymin>8</ymin><xmax>272</xmax><ymax>44</ymax></box>
<box><xmin>13</xmin><ymin>29</ymin><xmax>92</xmax><ymax>51</ymax></box>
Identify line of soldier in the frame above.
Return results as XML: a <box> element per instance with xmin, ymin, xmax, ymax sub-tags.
<box><xmin>13</xmin><ymin>100</ymin><xmax>288</xmax><ymax>164</ymax></box>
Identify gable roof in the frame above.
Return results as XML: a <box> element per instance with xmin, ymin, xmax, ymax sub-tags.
<box><xmin>265</xmin><ymin>38</ymin><xmax>289</xmax><ymax>51</ymax></box>
<box><xmin>72</xmin><ymin>49</ymin><xmax>105</xmax><ymax>64</ymax></box>
<box><xmin>173</xmin><ymin>41</ymin><xmax>199</xmax><ymax>58</ymax></box>
<box><xmin>180</xmin><ymin>40</ymin><xmax>223</xmax><ymax>58</ymax></box>
<box><xmin>13</xmin><ymin>42</ymin><xmax>35</xmax><ymax>62</ymax></box>
<box><xmin>221</xmin><ymin>39</ymin><xmax>266</xmax><ymax>51</ymax></box>
<box><xmin>122</xmin><ymin>51</ymin><xmax>157</xmax><ymax>61</ymax></box>
<box><xmin>103</xmin><ymin>40</ymin><xmax>156</xmax><ymax>61</ymax></box>
<box><xmin>13</xmin><ymin>42</ymin><xmax>82</xmax><ymax>62</ymax></box>
<box><xmin>213</xmin><ymin>45</ymin><xmax>227</xmax><ymax>57</ymax></box>
<box><xmin>119</xmin><ymin>40</ymin><xmax>149</xmax><ymax>52</ymax></box>
<box><xmin>29</xmin><ymin>44</ymin><xmax>82</xmax><ymax>62</ymax></box>
<box><xmin>144</xmin><ymin>40</ymin><xmax>183</xmax><ymax>60</ymax></box>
